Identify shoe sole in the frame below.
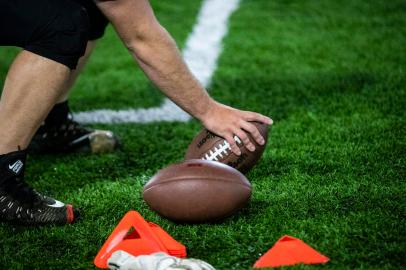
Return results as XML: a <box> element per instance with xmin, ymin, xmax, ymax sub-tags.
<box><xmin>89</xmin><ymin>130</ymin><xmax>120</xmax><ymax>154</ymax></box>
<box><xmin>69</xmin><ymin>130</ymin><xmax>120</xmax><ymax>154</ymax></box>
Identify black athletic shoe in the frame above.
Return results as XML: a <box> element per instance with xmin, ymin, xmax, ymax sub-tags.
<box><xmin>0</xmin><ymin>150</ymin><xmax>79</xmax><ymax>226</ymax></box>
<box><xmin>29</xmin><ymin>114</ymin><xmax>119</xmax><ymax>154</ymax></box>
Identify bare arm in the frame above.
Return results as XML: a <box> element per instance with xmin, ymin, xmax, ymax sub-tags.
<box><xmin>96</xmin><ymin>0</ymin><xmax>272</xmax><ymax>154</ymax></box>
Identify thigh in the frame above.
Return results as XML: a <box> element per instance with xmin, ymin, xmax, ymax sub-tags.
<box><xmin>0</xmin><ymin>0</ymin><xmax>42</xmax><ymax>47</ymax></box>
<box><xmin>0</xmin><ymin>0</ymin><xmax>89</xmax><ymax>69</ymax></box>
<box><xmin>0</xmin><ymin>0</ymin><xmax>88</xmax><ymax>46</ymax></box>
<box><xmin>70</xmin><ymin>0</ymin><xmax>109</xmax><ymax>40</ymax></box>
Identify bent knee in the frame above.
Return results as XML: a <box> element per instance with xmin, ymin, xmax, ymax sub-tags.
<box><xmin>25</xmin><ymin>1</ymin><xmax>90</xmax><ymax>69</ymax></box>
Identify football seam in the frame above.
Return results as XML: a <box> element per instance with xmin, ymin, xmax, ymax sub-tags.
<box><xmin>143</xmin><ymin>178</ymin><xmax>251</xmax><ymax>193</ymax></box>
<box><xmin>201</xmin><ymin>136</ymin><xmax>242</xmax><ymax>162</ymax></box>
<box><xmin>188</xmin><ymin>124</ymin><xmax>267</xmax><ymax>162</ymax></box>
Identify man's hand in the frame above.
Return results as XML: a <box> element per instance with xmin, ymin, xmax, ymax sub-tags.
<box><xmin>200</xmin><ymin>101</ymin><xmax>273</xmax><ymax>156</ymax></box>
<box><xmin>95</xmin><ymin>0</ymin><xmax>272</xmax><ymax>151</ymax></box>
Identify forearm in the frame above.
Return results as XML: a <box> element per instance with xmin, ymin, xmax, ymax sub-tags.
<box><xmin>96</xmin><ymin>0</ymin><xmax>214</xmax><ymax>120</ymax></box>
<box><xmin>96</xmin><ymin>0</ymin><xmax>272</xmax><ymax>155</ymax></box>
<box><xmin>128</xmin><ymin>26</ymin><xmax>214</xmax><ymax>120</ymax></box>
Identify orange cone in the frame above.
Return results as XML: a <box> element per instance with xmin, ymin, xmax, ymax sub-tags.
<box><xmin>253</xmin><ymin>235</ymin><xmax>329</xmax><ymax>268</ymax></box>
<box><xmin>94</xmin><ymin>211</ymin><xmax>186</xmax><ymax>268</ymax></box>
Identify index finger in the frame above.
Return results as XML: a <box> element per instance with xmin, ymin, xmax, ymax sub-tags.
<box><xmin>244</xmin><ymin>112</ymin><xmax>273</xmax><ymax>125</ymax></box>
<box><xmin>241</xmin><ymin>121</ymin><xmax>265</xmax><ymax>145</ymax></box>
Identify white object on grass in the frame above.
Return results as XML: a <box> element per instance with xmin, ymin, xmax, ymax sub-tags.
<box><xmin>108</xmin><ymin>251</ymin><xmax>216</xmax><ymax>270</ymax></box>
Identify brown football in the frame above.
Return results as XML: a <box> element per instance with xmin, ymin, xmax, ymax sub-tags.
<box><xmin>143</xmin><ymin>159</ymin><xmax>251</xmax><ymax>223</ymax></box>
<box><xmin>185</xmin><ymin>122</ymin><xmax>269</xmax><ymax>173</ymax></box>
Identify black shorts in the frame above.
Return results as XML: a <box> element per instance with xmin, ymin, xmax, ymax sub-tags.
<box><xmin>71</xmin><ymin>0</ymin><xmax>109</xmax><ymax>40</ymax></box>
<box><xmin>0</xmin><ymin>0</ymin><xmax>109</xmax><ymax>69</ymax></box>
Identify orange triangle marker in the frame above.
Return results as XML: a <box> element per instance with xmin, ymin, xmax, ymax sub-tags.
<box><xmin>94</xmin><ymin>211</ymin><xmax>186</xmax><ymax>269</ymax></box>
<box><xmin>253</xmin><ymin>235</ymin><xmax>329</xmax><ymax>268</ymax></box>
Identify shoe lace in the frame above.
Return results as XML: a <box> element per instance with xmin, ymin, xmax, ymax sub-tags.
<box><xmin>64</xmin><ymin>117</ymin><xmax>89</xmax><ymax>135</ymax></box>
<box><xmin>38</xmin><ymin>114</ymin><xmax>90</xmax><ymax>138</ymax></box>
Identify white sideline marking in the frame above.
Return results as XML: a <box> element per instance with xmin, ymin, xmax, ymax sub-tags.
<box><xmin>74</xmin><ymin>0</ymin><xmax>240</xmax><ymax>124</ymax></box>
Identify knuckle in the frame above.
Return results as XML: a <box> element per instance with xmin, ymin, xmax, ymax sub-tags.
<box><xmin>226</xmin><ymin>126</ymin><xmax>235</xmax><ymax>133</ymax></box>
<box><xmin>226</xmin><ymin>139</ymin><xmax>234</xmax><ymax>147</ymax></box>
<box><xmin>253</xmin><ymin>131</ymin><xmax>262</xmax><ymax>139</ymax></box>
<box><xmin>247</xmin><ymin>125</ymin><xmax>257</xmax><ymax>134</ymax></box>
<box><xmin>227</xmin><ymin>139</ymin><xmax>236</xmax><ymax>146</ymax></box>
<box><xmin>240</xmin><ymin>136</ymin><xmax>251</xmax><ymax>146</ymax></box>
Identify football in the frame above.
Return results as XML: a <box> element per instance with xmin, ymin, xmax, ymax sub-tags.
<box><xmin>143</xmin><ymin>159</ymin><xmax>252</xmax><ymax>223</ymax></box>
<box><xmin>185</xmin><ymin>122</ymin><xmax>269</xmax><ymax>173</ymax></box>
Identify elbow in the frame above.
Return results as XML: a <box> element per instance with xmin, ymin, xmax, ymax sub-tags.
<box><xmin>124</xmin><ymin>23</ymin><xmax>175</xmax><ymax>57</ymax></box>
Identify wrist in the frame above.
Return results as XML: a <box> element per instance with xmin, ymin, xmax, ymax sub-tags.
<box><xmin>194</xmin><ymin>96</ymin><xmax>217</xmax><ymax>123</ymax></box>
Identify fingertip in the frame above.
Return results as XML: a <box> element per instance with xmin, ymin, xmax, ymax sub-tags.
<box><xmin>256</xmin><ymin>115</ymin><xmax>273</xmax><ymax>125</ymax></box>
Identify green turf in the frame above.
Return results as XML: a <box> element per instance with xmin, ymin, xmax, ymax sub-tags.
<box><xmin>0</xmin><ymin>0</ymin><xmax>405</xmax><ymax>269</ymax></box>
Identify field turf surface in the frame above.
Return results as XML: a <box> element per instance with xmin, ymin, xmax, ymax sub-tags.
<box><xmin>0</xmin><ymin>0</ymin><xmax>405</xmax><ymax>269</ymax></box>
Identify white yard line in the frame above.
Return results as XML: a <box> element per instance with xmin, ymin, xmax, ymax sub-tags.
<box><xmin>74</xmin><ymin>0</ymin><xmax>240</xmax><ymax>124</ymax></box>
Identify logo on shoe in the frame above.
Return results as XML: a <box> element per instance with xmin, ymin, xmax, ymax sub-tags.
<box><xmin>47</xmin><ymin>199</ymin><xmax>65</xmax><ymax>208</ymax></box>
<box><xmin>8</xmin><ymin>160</ymin><xmax>24</xmax><ymax>174</ymax></box>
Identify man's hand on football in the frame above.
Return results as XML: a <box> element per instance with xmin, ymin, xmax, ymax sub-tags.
<box><xmin>200</xmin><ymin>101</ymin><xmax>273</xmax><ymax>156</ymax></box>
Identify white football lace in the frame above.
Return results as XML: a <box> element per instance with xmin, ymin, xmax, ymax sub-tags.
<box><xmin>203</xmin><ymin>136</ymin><xmax>242</xmax><ymax>161</ymax></box>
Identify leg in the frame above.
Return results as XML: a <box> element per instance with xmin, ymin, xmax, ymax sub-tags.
<box><xmin>0</xmin><ymin>0</ymin><xmax>89</xmax><ymax>225</ymax></box>
<box><xmin>0</xmin><ymin>51</ymin><xmax>70</xmax><ymax>153</ymax></box>
<box><xmin>30</xmin><ymin>40</ymin><xmax>119</xmax><ymax>154</ymax></box>
<box><xmin>0</xmin><ymin>0</ymin><xmax>89</xmax><ymax>152</ymax></box>
<box><xmin>29</xmin><ymin>0</ymin><xmax>119</xmax><ymax>154</ymax></box>
<box><xmin>57</xmin><ymin>40</ymin><xmax>96</xmax><ymax>103</ymax></box>
<box><xmin>59</xmin><ymin>0</ymin><xmax>110</xmax><ymax>103</ymax></box>
<box><xmin>56</xmin><ymin>0</ymin><xmax>110</xmax><ymax>103</ymax></box>
<box><xmin>58</xmin><ymin>0</ymin><xmax>108</xmax><ymax>103</ymax></box>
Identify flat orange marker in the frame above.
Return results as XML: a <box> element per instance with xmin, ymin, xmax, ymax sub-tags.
<box><xmin>94</xmin><ymin>211</ymin><xmax>186</xmax><ymax>268</ymax></box>
<box><xmin>253</xmin><ymin>235</ymin><xmax>329</xmax><ymax>268</ymax></box>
